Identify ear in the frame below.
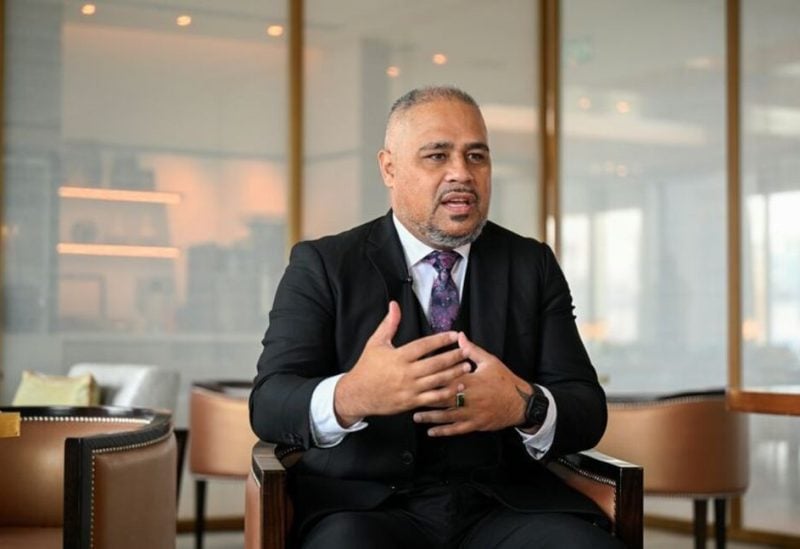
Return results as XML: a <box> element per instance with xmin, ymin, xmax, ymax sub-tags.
<box><xmin>378</xmin><ymin>149</ymin><xmax>395</xmax><ymax>188</ymax></box>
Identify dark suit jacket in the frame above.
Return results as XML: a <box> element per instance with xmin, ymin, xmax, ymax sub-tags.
<box><xmin>250</xmin><ymin>211</ymin><xmax>608</xmax><ymax>531</ymax></box>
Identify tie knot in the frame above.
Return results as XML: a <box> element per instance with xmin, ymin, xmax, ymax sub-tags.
<box><xmin>424</xmin><ymin>250</ymin><xmax>460</xmax><ymax>274</ymax></box>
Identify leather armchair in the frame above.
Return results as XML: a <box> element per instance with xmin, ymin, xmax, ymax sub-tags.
<box><xmin>189</xmin><ymin>380</ymin><xmax>258</xmax><ymax>549</ymax></box>
<box><xmin>67</xmin><ymin>362</ymin><xmax>187</xmax><ymax>501</ymax></box>
<box><xmin>0</xmin><ymin>405</ymin><xmax>176</xmax><ymax>549</ymax></box>
<box><xmin>244</xmin><ymin>442</ymin><xmax>643</xmax><ymax>549</ymax></box>
<box><xmin>595</xmin><ymin>389</ymin><xmax>749</xmax><ymax>548</ymax></box>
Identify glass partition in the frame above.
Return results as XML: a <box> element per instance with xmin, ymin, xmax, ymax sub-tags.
<box><xmin>2</xmin><ymin>0</ymin><xmax>288</xmax><ymax>519</ymax></box>
<box><xmin>561</xmin><ymin>0</ymin><xmax>727</xmax><ymax>393</ymax></box>
<box><xmin>740</xmin><ymin>0</ymin><xmax>800</xmax><ymax>535</ymax></box>
<box><xmin>740</xmin><ymin>0</ymin><xmax>800</xmax><ymax>393</ymax></box>
<box><xmin>561</xmin><ymin>0</ymin><xmax>727</xmax><ymax>521</ymax></box>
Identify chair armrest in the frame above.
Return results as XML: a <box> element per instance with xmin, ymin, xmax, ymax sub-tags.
<box><xmin>62</xmin><ymin>409</ymin><xmax>176</xmax><ymax>549</ymax></box>
<box><xmin>248</xmin><ymin>441</ymin><xmax>289</xmax><ymax>549</ymax></box>
<box><xmin>246</xmin><ymin>444</ymin><xmax>643</xmax><ymax>549</ymax></box>
<box><xmin>547</xmin><ymin>450</ymin><xmax>643</xmax><ymax>549</ymax></box>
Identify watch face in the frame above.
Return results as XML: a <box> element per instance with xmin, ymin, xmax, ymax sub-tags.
<box><xmin>524</xmin><ymin>388</ymin><xmax>549</xmax><ymax>428</ymax></box>
<box><xmin>530</xmin><ymin>394</ymin><xmax>548</xmax><ymax>424</ymax></box>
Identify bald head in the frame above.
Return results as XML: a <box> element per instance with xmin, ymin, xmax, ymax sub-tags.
<box><xmin>384</xmin><ymin>86</ymin><xmax>482</xmax><ymax>149</ymax></box>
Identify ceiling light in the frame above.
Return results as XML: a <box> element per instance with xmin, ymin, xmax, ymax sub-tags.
<box><xmin>577</xmin><ymin>96</ymin><xmax>592</xmax><ymax>110</ymax></box>
<box><xmin>81</xmin><ymin>3</ymin><xmax>96</xmax><ymax>16</ymax></box>
<box><xmin>266</xmin><ymin>25</ymin><xmax>284</xmax><ymax>37</ymax></box>
<box><xmin>615</xmin><ymin>100</ymin><xmax>631</xmax><ymax>114</ymax></box>
<box><xmin>432</xmin><ymin>53</ymin><xmax>448</xmax><ymax>65</ymax></box>
<box><xmin>686</xmin><ymin>56</ymin><xmax>716</xmax><ymax>70</ymax></box>
<box><xmin>176</xmin><ymin>15</ymin><xmax>192</xmax><ymax>27</ymax></box>
<box><xmin>386</xmin><ymin>66</ymin><xmax>400</xmax><ymax>78</ymax></box>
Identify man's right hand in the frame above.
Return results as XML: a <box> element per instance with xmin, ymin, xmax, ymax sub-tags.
<box><xmin>333</xmin><ymin>301</ymin><xmax>471</xmax><ymax>427</ymax></box>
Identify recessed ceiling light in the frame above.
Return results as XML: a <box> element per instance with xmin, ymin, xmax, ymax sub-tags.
<box><xmin>177</xmin><ymin>15</ymin><xmax>192</xmax><ymax>27</ymax></box>
<box><xmin>266</xmin><ymin>25</ymin><xmax>284</xmax><ymax>37</ymax></box>
<box><xmin>432</xmin><ymin>53</ymin><xmax>448</xmax><ymax>65</ymax></box>
<box><xmin>81</xmin><ymin>3</ymin><xmax>96</xmax><ymax>16</ymax></box>
<box><xmin>686</xmin><ymin>56</ymin><xmax>715</xmax><ymax>70</ymax></box>
<box><xmin>386</xmin><ymin>66</ymin><xmax>400</xmax><ymax>78</ymax></box>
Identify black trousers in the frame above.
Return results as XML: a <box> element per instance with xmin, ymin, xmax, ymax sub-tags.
<box><xmin>299</xmin><ymin>482</ymin><xmax>626</xmax><ymax>549</ymax></box>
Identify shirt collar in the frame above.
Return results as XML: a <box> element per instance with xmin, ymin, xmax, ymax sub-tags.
<box><xmin>392</xmin><ymin>214</ymin><xmax>471</xmax><ymax>268</ymax></box>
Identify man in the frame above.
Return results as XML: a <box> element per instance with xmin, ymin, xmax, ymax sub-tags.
<box><xmin>250</xmin><ymin>86</ymin><xmax>623</xmax><ymax>548</ymax></box>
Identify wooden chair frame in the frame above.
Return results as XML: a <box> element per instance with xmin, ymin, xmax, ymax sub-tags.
<box><xmin>247</xmin><ymin>442</ymin><xmax>643</xmax><ymax>549</ymax></box>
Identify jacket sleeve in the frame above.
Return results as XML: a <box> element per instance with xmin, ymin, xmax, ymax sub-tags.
<box><xmin>249</xmin><ymin>241</ymin><xmax>337</xmax><ymax>449</ymax></box>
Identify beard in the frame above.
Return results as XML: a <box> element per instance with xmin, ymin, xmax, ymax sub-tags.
<box><xmin>415</xmin><ymin>214</ymin><xmax>487</xmax><ymax>249</ymax></box>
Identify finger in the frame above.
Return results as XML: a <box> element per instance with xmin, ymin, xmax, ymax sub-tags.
<box><xmin>413</xmin><ymin>385</ymin><xmax>459</xmax><ymax>409</ymax></box>
<box><xmin>398</xmin><ymin>330</ymin><xmax>459</xmax><ymax>361</ymax></box>
<box><xmin>427</xmin><ymin>421</ymin><xmax>474</xmax><ymax>437</ymax></box>
<box><xmin>413</xmin><ymin>347</ymin><xmax>467</xmax><ymax>377</ymax></box>
<box><xmin>367</xmin><ymin>301</ymin><xmax>401</xmax><ymax>347</ymax></box>
<box><xmin>415</xmin><ymin>362</ymin><xmax>471</xmax><ymax>393</ymax></box>
<box><xmin>412</xmin><ymin>410</ymin><xmax>475</xmax><ymax>437</ymax></box>
<box><xmin>413</xmin><ymin>408</ymin><xmax>459</xmax><ymax>424</ymax></box>
<box><xmin>457</xmin><ymin>332</ymin><xmax>495</xmax><ymax>366</ymax></box>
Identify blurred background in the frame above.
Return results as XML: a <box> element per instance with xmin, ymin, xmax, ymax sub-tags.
<box><xmin>1</xmin><ymin>0</ymin><xmax>797</xmax><ymax>544</ymax></box>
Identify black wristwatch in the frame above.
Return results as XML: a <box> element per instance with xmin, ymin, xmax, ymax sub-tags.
<box><xmin>520</xmin><ymin>385</ymin><xmax>549</xmax><ymax>430</ymax></box>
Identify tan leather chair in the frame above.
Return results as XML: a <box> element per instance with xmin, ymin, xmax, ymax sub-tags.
<box><xmin>595</xmin><ymin>389</ymin><xmax>749</xmax><ymax>549</ymax></box>
<box><xmin>0</xmin><ymin>405</ymin><xmax>176</xmax><ymax>549</ymax></box>
<box><xmin>244</xmin><ymin>442</ymin><xmax>644</xmax><ymax>549</ymax></box>
<box><xmin>189</xmin><ymin>380</ymin><xmax>258</xmax><ymax>549</ymax></box>
<box><xmin>68</xmin><ymin>362</ymin><xmax>187</xmax><ymax>500</ymax></box>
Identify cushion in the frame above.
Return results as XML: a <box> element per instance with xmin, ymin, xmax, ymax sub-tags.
<box><xmin>11</xmin><ymin>371</ymin><xmax>100</xmax><ymax>406</ymax></box>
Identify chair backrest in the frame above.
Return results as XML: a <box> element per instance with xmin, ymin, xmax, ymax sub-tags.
<box><xmin>595</xmin><ymin>389</ymin><xmax>749</xmax><ymax>497</ymax></box>
<box><xmin>189</xmin><ymin>380</ymin><xmax>258</xmax><ymax>478</ymax></box>
<box><xmin>0</xmin><ymin>406</ymin><xmax>176</xmax><ymax>549</ymax></box>
<box><xmin>68</xmin><ymin>363</ymin><xmax>180</xmax><ymax>412</ymax></box>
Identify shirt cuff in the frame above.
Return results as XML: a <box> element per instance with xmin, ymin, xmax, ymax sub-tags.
<box><xmin>515</xmin><ymin>384</ymin><xmax>557</xmax><ymax>460</ymax></box>
<box><xmin>309</xmin><ymin>373</ymin><xmax>368</xmax><ymax>448</ymax></box>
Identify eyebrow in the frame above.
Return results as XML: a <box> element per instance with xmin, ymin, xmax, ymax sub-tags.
<box><xmin>418</xmin><ymin>141</ymin><xmax>490</xmax><ymax>152</ymax></box>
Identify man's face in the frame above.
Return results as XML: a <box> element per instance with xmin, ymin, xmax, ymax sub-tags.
<box><xmin>378</xmin><ymin>99</ymin><xmax>491</xmax><ymax>249</ymax></box>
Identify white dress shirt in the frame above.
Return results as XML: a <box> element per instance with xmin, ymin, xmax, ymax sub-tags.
<box><xmin>308</xmin><ymin>215</ymin><xmax>557</xmax><ymax>460</ymax></box>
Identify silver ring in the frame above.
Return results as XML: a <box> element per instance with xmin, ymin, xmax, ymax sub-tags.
<box><xmin>455</xmin><ymin>392</ymin><xmax>465</xmax><ymax>408</ymax></box>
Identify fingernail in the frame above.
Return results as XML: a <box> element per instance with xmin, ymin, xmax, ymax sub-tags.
<box><xmin>412</xmin><ymin>413</ymin><xmax>421</xmax><ymax>422</ymax></box>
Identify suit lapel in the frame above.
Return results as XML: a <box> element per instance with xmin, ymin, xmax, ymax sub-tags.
<box><xmin>467</xmin><ymin>224</ymin><xmax>508</xmax><ymax>359</ymax></box>
<box><xmin>365</xmin><ymin>212</ymin><xmax>423</xmax><ymax>346</ymax></box>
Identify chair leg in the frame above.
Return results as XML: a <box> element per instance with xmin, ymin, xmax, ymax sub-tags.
<box><xmin>174</xmin><ymin>428</ymin><xmax>189</xmax><ymax>504</ymax></box>
<box><xmin>693</xmin><ymin>499</ymin><xmax>708</xmax><ymax>549</ymax></box>
<box><xmin>714</xmin><ymin>498</ymin><xmax>727</xmax><ymax>549</ymax></box>
<box><xmin>195</xmin><ymin>479</ymin><xmax>207</xmax><ymax>549</ymax></box>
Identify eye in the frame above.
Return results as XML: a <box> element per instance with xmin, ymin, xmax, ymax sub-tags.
<box><xmin>467</xmin><ymin>152</ymin><xmax>488</xmax><ymax>163</ymax></box>
<box><xmin>426</xmin><ymin>153</ymin><xmax>447</xmax><ymax>161</ymax></box>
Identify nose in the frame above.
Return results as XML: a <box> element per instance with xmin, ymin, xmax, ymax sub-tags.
<box><xmin>445</xmin><ymin>154</ymin><xmax>473</xmax><ymax>183</ymax></box>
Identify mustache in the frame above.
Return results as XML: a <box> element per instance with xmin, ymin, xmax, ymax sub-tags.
<box><xmin>435</xmin><ymin>186</ymin><xmax>479</xmax><ymax>203</ymax></box>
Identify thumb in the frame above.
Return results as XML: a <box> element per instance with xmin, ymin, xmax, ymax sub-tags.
<box><xmin>368</xmin><ymin>301</ymin><xmax>401</xmax><ymax>347</ymax></box>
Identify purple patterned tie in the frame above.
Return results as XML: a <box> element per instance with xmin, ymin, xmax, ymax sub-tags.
<box><xmin>423</xmin><ymin>250</ymin><xmax>461</xmax><ymax>332</ymax></box>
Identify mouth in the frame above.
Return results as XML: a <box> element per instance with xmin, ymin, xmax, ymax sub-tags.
<box><xmin>439</xmin><ymin>191</ymin><xmax>478</xmax><ymax>215</ymax></box>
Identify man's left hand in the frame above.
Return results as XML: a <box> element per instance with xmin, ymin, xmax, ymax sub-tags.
<box><xmin>412</xmin><ymin>332</ymin><xmax>532</xmax><ymax>436</ymax></box>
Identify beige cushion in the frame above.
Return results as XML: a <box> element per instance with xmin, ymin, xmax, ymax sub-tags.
<box><xmin>11</xmin><ymin>371</ymin><xmax>100</xmax><ymax>406</ymax></box>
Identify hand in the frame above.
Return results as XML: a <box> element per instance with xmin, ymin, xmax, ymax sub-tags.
<box><xmin>334</xmin><ymin>301</ymin><xmax>472</xmax><ymax>427</ymax></box>
<box><xmin>412</xmin><ymin>332</ymin><xmax>532</xmax><ymax>436</ymax></box>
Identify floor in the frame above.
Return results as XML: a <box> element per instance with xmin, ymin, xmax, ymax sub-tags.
<box><xmin>177</xmin><ymin>528</ymin><xmax>779</xmax><ymax>548</ymax></box>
